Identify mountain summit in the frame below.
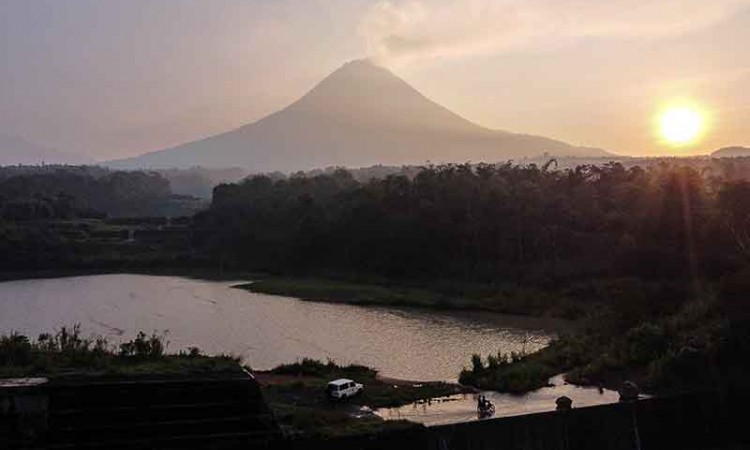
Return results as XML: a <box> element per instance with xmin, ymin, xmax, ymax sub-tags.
<box><xmin>109</xmin><ymin>60</ymin><xmax>610</xmax><ymax>170</ymax></box>
<box><xmin>285</xmin><ymin>60</ymin><xmax>479</xmax><ymax>133</ymax></box>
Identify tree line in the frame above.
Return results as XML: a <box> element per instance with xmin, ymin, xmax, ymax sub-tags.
<box><xmin>0</xmin><ymin>165</ymin><xmax>201</xmax><ymax>219</ymax></box>
<box><xmin>195</xmin><ymin>160</ymin><xmax>750</xmax><ymax>394</ymax></box>
<box><xmin>197</xmin><ymin>161</ymin><xmax>750</xmax><ymax>285</ymax></box>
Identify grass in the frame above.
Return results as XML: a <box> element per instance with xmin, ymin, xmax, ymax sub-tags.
<box><xmin>271</xmin><ymin>358</ymin><xmax>377</xmax><ymax>379</ymax></box>
<box><xmin>458</xmin><ymin>351</ymin><xmax>558</xmax><ymax>394</ymax></box>
<box><xmin>270</xmin><ymin>403</ymin><xmax>419</xmax><ymax>439</ymax></box>
<box><xmin>0</xmin><ymin>326</ymin><xmax>243</xmax><ymax>378</ymax></box>
<box><xmin>258</xmin><ymin>358</ymin><xmax>461</xmax><ymax>438</ymax></box>
<box><xmin>1</xmin><ymin>330</ymin><xmax>430</xmax><ymax>437</ymax></box>
<box><xmin>264</xmin><ymin>358</ymin><xmax>461</xmax><ymax>408</ymax></box>
<box><xmin>3</xmin><ymin>270</ymin><xmax>592</xmax><ymax>319</ymax></box>
<box><xmin>236</xmin><ymin>278</ymin><xmax>449</xmax><ymax>308</ymax></box>
<box><xmin>235</xmin><ymin>276</ymin><xmax>589</xmax><ymax>318</ymax></box>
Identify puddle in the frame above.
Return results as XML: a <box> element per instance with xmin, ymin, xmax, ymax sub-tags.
<box><xmin>375</xmin><ymin>375</ymin><xmax>621</xmax><ymax>426</ymax></box>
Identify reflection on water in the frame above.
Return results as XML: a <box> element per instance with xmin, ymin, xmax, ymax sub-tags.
<box><xmin>0</xmin><ymin>274</ymin><xmax>568</xmax><ymax>381</ymax></box>
<box><xmin>375</xmin><ymin>376</ymin><xmax>621</xmax><ymax>426</ymax></box>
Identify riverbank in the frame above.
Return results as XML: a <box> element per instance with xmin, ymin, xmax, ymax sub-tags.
<box><xmin>457</xmin><ymin>290</ymin><xmax>749</xmax><ymax>398</ymax></box>
<box><xmin>0</xmin><ymin>326</ymin><xmax>243</xmax><ymax>379</ymax></box>
<box><xmin>254</xmin><ymin>359</ymin><xmax>468</xmax><ymax>437</ymax></box>
<box><xmin>2</xmin><ymin>273</ymin><xmax>553</xmax><ymax>382</ymax></box>
<box><xmin>239</xmin><ymin>276</ymin><xmax>750</xmax><ymax>398</ymax></box>
<box><xmin>235</xmin><ymin>277</ymin><xmax>588</xmax><ymax>319</ymax></box>
<box><xmin>0</xmin><ymin>326</ymin><xmax>464</xmax><ymax>438</ymax></box>
<box><xmin>6</xmin><ymin>270</ymin><xmax>736</xmax><ymax>398</ymax></box>
<box><xmin>0</xmin><ymin>267</ymin><xmax>267</xmax><ymax>283</ymax></box>
<box><xmin>0</xmin><ymin>268</ymin><xmax>593</xmax><ymax>320</ymax></box>
<box><xmin>0</xmin><ymin>270</ymin><xmax>595</xmax><ymax>394</ymax></box>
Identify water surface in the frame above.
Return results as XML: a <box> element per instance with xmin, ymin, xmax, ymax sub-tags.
<box><xmin>0</xmin><ymin>274</ymin><xmax>567</xmax><ymax>381</ymax></box>
<box><xmin>375</xmin><ymin>376</ymin><xmax>620</xmax><ymax>425</ymax></box>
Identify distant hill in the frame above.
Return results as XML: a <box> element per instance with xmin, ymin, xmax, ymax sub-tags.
<box><xmin>156</xmin><ymin>167</ymin><xmax>249</xmax><ymax>198</ymax></box>
<box><xmin>712</xmin><ymin>146</ymin><xmax>750</xmax><ymax>158</ymax></box>
<box><xmin>108</xmin><ymin>60</ymin><xmax>612</xmax><ymax>171</ymax></box>
<box><xmin>0</xmin><ymin>133</ymin><xmax>92</xmax><ymax>166</ymax></box>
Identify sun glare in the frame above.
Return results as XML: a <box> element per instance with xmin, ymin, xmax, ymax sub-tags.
<box><xmin>659</xmin><ymin>106</ymin><xmax>704</xmax><ymax>146</ymax></box>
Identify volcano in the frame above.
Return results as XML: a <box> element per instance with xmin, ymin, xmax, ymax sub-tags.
<box><xmin>109</xmin><ymin>60</ymin><xmax>610</xmax><ymax>171</ymax></box>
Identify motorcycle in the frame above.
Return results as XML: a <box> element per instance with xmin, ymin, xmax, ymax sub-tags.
<box><xmin>477</xmin><ymin>401</ymin><xmax>495</xmax><ymax>419</ymax></box>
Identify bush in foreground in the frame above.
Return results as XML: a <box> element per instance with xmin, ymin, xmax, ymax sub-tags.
<box><xmin>271</xmin><ymin>358</ymin><xmax>376</xmax><ymax>379</ymax></box>
<box><xmin>459</xmin><ymin>351</ymin><xmax>557</xmax><ymax>393</ymax></box>
<box><xmin>0</xmin><ymin>325</ymin><xmax>241</xmax><ymax>377</ymax></box>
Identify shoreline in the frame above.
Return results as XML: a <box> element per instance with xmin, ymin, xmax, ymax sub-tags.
<box><xmin>234</xmin><ymin>277</ymin><xmax>584</xmax><ymax>319</ymax></box>
<box><xmin>1</xmin><ymin>269</ymin><xmax>599</xmax><ymax>395</ymax></box>
<box><xmin>1</xmin><ymin>269</ymin><xmax>579</xmax><ymax>321</ymax></box>
<box><xmin>0</xmin><ymin>267</ymin><xmax>266</xmax><ymax>283</ymax></box>
<box><xmin>254</xmin><ymin>370</ymin><xmax>471</xmax><ymax>393</ymax></box>
<box><xmin>252</xmin><ymin>359</ymin><xmax>468</xmax><ymax>436</ymax></box>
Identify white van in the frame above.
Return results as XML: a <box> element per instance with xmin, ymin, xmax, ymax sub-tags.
<box><xmin>326</xmin><ymin>378</ymin><xmax>363</xmax><ymax>399</ymax></box>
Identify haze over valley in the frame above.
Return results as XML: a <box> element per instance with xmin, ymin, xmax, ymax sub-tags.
<box><xmin>0</xmin><ymin>133</ymin><xmax>92</xmax><ymax>166</ymax></box>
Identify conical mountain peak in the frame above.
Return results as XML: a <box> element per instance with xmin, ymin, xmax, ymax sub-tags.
<box><xmin>287</xmin><ymin>59</ymin><xmax>480</xmax><ymax>132</ymax></box>
<box><xmin>334</xmin><ymin>58</ymin><xmax>385</xmax><ymax>73</ymax></box>
<box><xmin>319</xmin><ymin>59</ymin><xmax>394</xmax><ymax>81</ymax></box>
<box><xmin>108</xmin><ymin>60</ymin><xmax>610</xmax><ymax>171</ymax></box>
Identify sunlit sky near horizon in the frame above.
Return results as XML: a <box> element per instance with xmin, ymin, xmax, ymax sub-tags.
<box><xmin>1</xmin><ymin>0</ymin><xmax>749</xmax><ymax>160</ymax></box>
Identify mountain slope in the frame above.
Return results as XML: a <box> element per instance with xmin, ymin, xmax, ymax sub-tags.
<box><xmin>109</xmin><ymin>60</ymin><xmax>611</xmax><ymax>171</ymax></box>
<box><xmin>712</xmin><ymin>146</ymin><xmax>750</xmax><ymax>158</ymax></box>
<box><xmin>0</xmin><ymin>133</ymin><xmax>92</xmax><ymax>166</ymax></box>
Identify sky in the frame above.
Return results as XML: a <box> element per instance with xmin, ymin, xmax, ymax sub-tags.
<box><xmin>1</xmin><ymin>0</ymin><xmax>749</xmax><ymax>160</ymax></box>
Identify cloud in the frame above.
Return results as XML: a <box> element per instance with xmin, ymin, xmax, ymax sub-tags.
<box><xmin>360</xmin><ymin>0</ymin><xmax>750</xmax><ymax>64</ymax></box>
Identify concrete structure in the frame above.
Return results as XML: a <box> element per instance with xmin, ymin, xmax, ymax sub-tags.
<box><xmin>279</xmin><ymin>389</ymin><xmax>747</xmax><ymax>450</ymax></box>
<box><xmin>1</xmin><ymin>372</ymin><xmax>280</xmax><ymax>449</ymax></box>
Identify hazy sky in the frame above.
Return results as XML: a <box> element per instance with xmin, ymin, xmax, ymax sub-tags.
<box><xmin>1</xmin><ymin>0</ymin><xmax>749</xmax><ymax>160</ymax></box>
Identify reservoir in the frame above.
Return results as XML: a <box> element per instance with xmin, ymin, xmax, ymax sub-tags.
<box><xmin>0</xmin><ymin>274</ymin><xmax>566</xmax><ymax>381</ymax></box>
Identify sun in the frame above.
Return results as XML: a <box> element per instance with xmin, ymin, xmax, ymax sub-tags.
<box><xmin>659</xmin><ymin>106</ymin><xmax>704</xmax><ymax>146</ymax></box>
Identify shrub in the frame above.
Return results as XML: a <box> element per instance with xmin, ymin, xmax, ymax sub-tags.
<box><xmin>460</xmin><ymin>349</ymin><xmax>554</xmax><ymax>393</ymax></box>
<box><xmin>270</xmin><ymin>358</ymin><xmax>376</xmax><ymax>379</ymax></box>
<box><xmin>0</xmin><ymin>326</ymin><xmax>234</xmax><ymax>377</ymax></box>
<box><xmin>0</xmin><ymin>333</ymin><xmax>33</xmax><ymax>366</ymax></box>
<box><xmin>185</xmin><ymin>346</ymin><xmax>202</xmax><ymax>357</ymax></box>
<box><xmin>624</xmin><ymin>323</ymin><xmax>667</xmax><ymax>365</ymax></box>
<box><xmin>119</xmin><ymin>331</ymin><xmax>168</xmax><ymax>358</ymax></box>
<box><xmin>471</xmin><ymin>353</ymin><xmax>483</xmax><ymax>372</ymax></box>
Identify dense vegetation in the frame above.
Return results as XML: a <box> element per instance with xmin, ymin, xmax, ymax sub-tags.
<box><xmin>0</xmin><ymin>165</ymin><xmax>205</xmax><ymax>219</ymax></box>
<box><xmin>0</xmin><ymin>165</ymin><xmax>208</xmax><ymax>271</ymax></box>
<box><xmin>198</xmin><ymin>159</ymin><xmax>750</xmax><ymax>394</ymax></box>
<box><xmin>199</xmin><ymin>160</ymin><xmax>750</xmax><ymax>283</ymax></box>
<box><xmin>0</xmin><ymin>325</ymin><xmax>241</xmax><ymax>378</ymax></box>
<box><xmin>459</xmin><ymin>285</ymin><xmax>747</xmax><ymax>394</ymax></box>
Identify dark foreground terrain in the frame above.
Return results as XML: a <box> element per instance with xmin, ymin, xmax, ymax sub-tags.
<box><xmin>3</xmin><ymin>327</ymin><xmax>748</xmax><ymax>449</ymax></box>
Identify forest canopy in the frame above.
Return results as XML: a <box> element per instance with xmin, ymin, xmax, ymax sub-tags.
<box><xmin>197</xmin><ymin>159</ymin><xmax>750</xmax><ymax>394</ymax></box>
<box><xmin>0</xmin><ymin>165</ymin><xmax>202</xmax><ymax>219</ymax></box>
<box><xmin>198</xmin><ymin>160</ymin><xmax>750</xmax><ymax>285</ymax></box>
